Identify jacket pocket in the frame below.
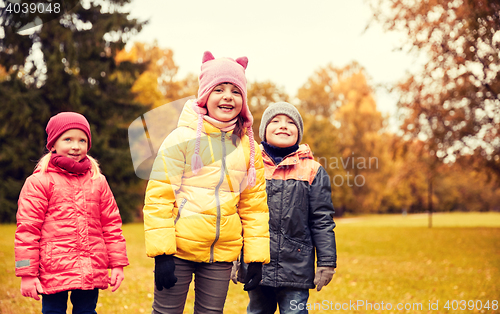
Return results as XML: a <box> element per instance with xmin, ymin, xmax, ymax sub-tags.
<box><xmin>280</xmin><ymin>236</ymin><xmax>314</xmax><ymax>266</ymax></box>
<box><xmin>40</xmin><ymin>242</ymin><xmax>54</xmax><ymax>273</ymax></box>
<box><xmin>279</xmin><ymin>236</ymin><xmax>315</xmax><ymax>281</ymax></box>
<box><xmin>174</xmin><ymin>198</ymin><xmax>187</xmax><ymax>225</ymax></box>
<box><xmin>92</xmin><ymin>240</ymin><xmax>109</xmax><ymax>271</ymax></box>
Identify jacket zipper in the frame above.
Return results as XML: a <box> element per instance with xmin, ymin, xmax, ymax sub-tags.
<box><xmin>210</xmin><ymin>131</ymin><xmax>226</xmax><ymax>262</ymax></box>
<box><xmin>275</xmin><ymin>179</ymin><xmax>285</xmax><ymax>283</ymax></box>
<box><xmin>174</xmin><ymin>198</ymin><xmax>187</xmax><ymax>225</ymax></box>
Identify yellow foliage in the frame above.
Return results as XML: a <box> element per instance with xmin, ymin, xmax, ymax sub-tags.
<box><xmin>247</xmin><ymin>81</ymin><xmax>289</xmax><ymax>142</ymax></box>
<box><xmin>131</xmin><ymin>71</ymin><xmax>163</xmax><ymax>106</ymax></box>
<box><xmin>115</xmin><ymin>42</ymin><xmax>197</xmax><ymax>109</ymax></box>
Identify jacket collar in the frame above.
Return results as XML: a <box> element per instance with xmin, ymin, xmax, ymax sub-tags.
<box><xmin>261</xmin><ymin>143</ymin><xmax>313</xmax><ymax>167</ymax></box>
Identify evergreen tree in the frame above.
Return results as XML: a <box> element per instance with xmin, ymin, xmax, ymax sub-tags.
<box><xmin>0</xmin><ymin>0</ymin><xmax>148</xmax><ymax>222</ymax></box>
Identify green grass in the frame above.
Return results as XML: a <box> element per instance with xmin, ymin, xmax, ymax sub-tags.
<box><xmin>339</xmin><ymin>212</ymin><xmax>500</xmax><ymax>228</ymax></box>
<box><xmin>1</xmin><ymin>212</ymin><xmax>499</xmax><ymax>313</ymax></box>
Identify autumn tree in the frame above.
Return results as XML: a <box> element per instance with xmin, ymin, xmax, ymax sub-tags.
<box><xmin>442</xmin><ymin>153</ymin><xmax>500</xmax><ymax>211</ymax></box>
<box><xmin>296</xmin><ymin>57</ymin><xmax>499</xmax><ymax>215</ymax></box>
<box><xmin>116</xmin><ymin>41</ymin><xmax>198</xmax><ymax>107</ymax></box>
<box><xmin>369</xmin><ymin>0</ymin><xmax>500</xmax><ymax>177</ymax></box>
<box><xmin>392</xmin><ymin>137</ymin><xmax>500</xmax><ymax>213</ymax></box>
<box><xmin>298</xmin><ymin>62</ymin><xmax>390</xmax><ymax>214</ymax></box>
<box><xmin>247</xmin><ymin>80</ymin><xmax>290</xmax><ymax>142</ymax></box>
<box><xmin>0</xmin><ymin>0</ymin><xmax>147</xmax><ymax>222</ymax></box>
<box><xmin>386</xmin><ymin>138</ymin><xmax>438</xmax><ymax>214</ymax></box>
<box><xmin>116</xmin><ymin>41</ymin><xmax>199</xmax><ymax>150</ymax></box>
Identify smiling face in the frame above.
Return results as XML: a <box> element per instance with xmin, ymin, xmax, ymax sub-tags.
<box><xmin>52</xmin><ymin>129</ymin><xmax>89</xmax><ymax>162</ymax></box>
<box><xmin>265</xmin><ymin>114</ymin><xmax>299</xmax><ymax>148</ymax></box>
<box><xmin>206</xmin><ymin>83</ymin><xmax>243</xmax><ymax>122</ymax></box>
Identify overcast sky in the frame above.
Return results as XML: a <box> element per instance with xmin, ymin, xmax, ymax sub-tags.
<box><xmin>126</xmin><ymin>0</ymin><xmax>420</xmax><ymax>120</ymax></box>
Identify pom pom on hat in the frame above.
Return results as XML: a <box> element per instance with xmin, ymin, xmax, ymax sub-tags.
<box><xmin>46</xmin><ymin>112</ymin><xmax>92</xmax><ymax>151</ymax></box>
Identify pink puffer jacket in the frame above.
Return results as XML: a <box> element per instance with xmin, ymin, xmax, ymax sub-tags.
<box><xmin>15</xmin><ymin>163</ymin><xmax>129</xmax><ymax>294</ymax></box>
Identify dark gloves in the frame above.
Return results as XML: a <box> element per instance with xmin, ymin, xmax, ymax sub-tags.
<box><xmin>313</xmin><ymin>266</ymin><xmax>336</xmax><ymax>291</ymax></box>
<box><xmin>154</xmin><ymin>254</ymin><xmax>177</xmax><ymax>291</ymax></box>
<box><xmin>243</xmin><ymin>262</ymin><xmax>262</xmax><ymax>291</ymax></box>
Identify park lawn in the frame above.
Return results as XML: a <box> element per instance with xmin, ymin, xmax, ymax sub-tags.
<box><xmin>1</xmin><ymin>212</ymin><xmax>499</xmax><ymax>313</ymax></box>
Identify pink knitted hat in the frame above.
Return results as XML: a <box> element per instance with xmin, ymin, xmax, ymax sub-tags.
<box><xmin>191</xmin><ymin>51</ymin><xmax>256</xmax><ymax>187</ymax></box>
<box><xmin>46</xmin><ymin>112</ymin><xmax>92</xmax><ymax>151</ymax></box>
<box><xmin>195</xmin><ymin>51</ymin><xmax>253</xmax><ymax>126</ymax></box>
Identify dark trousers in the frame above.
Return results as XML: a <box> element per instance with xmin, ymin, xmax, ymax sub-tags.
<box><xmin>152</xmin><ymin>257</ymin><xmax>233</xmax><ymax>314</ymax></box>
<box><xmin>42</xmin><ymin>289</ymin><xmax>99</xmax><ymax>314</ymax></box>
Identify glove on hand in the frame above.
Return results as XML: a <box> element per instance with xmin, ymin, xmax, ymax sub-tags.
<box><xmin>313</xmin><ymin>266</ymin><xmax>336</xmax><ymax>291</ymax></box>
<box><xmin>230</xmin><ymin>260</ymin><xmax>240</xmax><ymax>284</ymax></box>
<box><xmin>243</xmin><ymin>262</ymin><xmax>262</xmax><ymax>291</ymax></box>
<box><xmin>154</xmin><ymin>254</ymin><xmax>177</xmax><ymax>291</ymax></box>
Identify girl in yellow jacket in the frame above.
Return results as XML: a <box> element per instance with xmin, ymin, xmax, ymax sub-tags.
<box><xmin>143</xmin><ymin>51</ymin><xmax>270</xmax><ymax>314</ymax></box>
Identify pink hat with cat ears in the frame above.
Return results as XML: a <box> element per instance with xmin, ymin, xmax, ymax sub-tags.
<box><xmin>195</xmin><ymin>51</ymin><xmax>253</xmax><ymax>127</ymax></box>
<box><xmin>191</xmin><ymin>51</ymin><xmax>256</xmax><ymax>187</ymax></box>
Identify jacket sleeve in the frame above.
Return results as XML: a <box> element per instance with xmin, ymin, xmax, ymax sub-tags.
<box><xmin>308</xmin><ymin>165</ymin><xmax>337</xmax><ymax>268</ymax></box>
<box><xmin>238</xmin><ymin>142</ymin><xmax>270</xmax><ymax>264</ymax></box>
<box><xmin>143</xmin><ymin>131</ymin><xmax>186</xmax><ymax>258</ymax></box>
<box><xmin>15</xmin><ymin>175</ymin><xmax>48</xmax><ymax>277</ymax></box>
<box><xmin>99</xmin><ymin>176</ymin><xmax>129</xmax><ymax>268</ymax></box>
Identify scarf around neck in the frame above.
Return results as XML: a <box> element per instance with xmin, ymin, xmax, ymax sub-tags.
<box><xmin>50</xmin><ymin>153</ymin><xmax>91</xmax><ymax>174</ymax></box>
<box><xmin>262</xmin><ymin>141</ymin><xmax>299</xmax><ymax>165</ymax></box>
<box><xmin>191</xmin><ymin>100</ymin><xmax>256</xmax><ymax>187</ymax></box>
<box><xmin>203</xmin><ymin>115</ymin><xmax>237</xmax><ymax>132</ymax></box>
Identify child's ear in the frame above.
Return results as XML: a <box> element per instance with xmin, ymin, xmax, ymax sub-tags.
<box><xmin>202</xmin><ymin>51</ymin><xmax>215</xmax><ymax>63</ymax></box>
<box><xmin>236</xmin><ymin>57</ymin><xmax>248</xmax><ymax>69</ymax></box>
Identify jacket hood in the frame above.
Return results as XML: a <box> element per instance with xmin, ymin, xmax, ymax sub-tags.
<box><xmin>177</xmin><ymin>99</ymin><xmax>199</xmax><ymax>129</ymax></box>
<box><xmin>178</xmin><ymin>99</ymin><xmax>224</xmax><ymax>134</ymax></box>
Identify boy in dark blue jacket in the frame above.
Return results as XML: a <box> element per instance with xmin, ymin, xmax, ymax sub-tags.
<box><xmin>233</xmin><ymin>102</ymin><xmax>337</xmax><ymax>314</ymax></box>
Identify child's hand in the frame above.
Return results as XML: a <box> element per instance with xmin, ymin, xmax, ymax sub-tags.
<box><xmin>230</xmin><ymin>260</ymin><xmax>240</xmax><ymax>284</ymax></box>
<box><xmin>21</xmin><ymin>276</ymin><xmax>43</xmax><ymax>300</ymax></box>
<box><xmin>154</xmin><ymin>255</ymin><xmax>177</xmax><ymax>290</ymax></box>
<box><xmin>109</xmin><ymin>267</ymin><xmax>124</xmax><ymax>292</ymax></box>
<box><xmin>243</xmin><ymin>262</ymin><xmax>262</xmax><ymax>291</ymax></box>
<box><xmin>314</xmin><ymin>266</ymin><xmax>336</xmax><ymax>291</ymax></box>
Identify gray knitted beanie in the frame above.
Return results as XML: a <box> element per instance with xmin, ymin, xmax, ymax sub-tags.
<box><xmin>259</xmin><ymin>102</ymin><xmax>303</xmax><ymax>145</ymax></box>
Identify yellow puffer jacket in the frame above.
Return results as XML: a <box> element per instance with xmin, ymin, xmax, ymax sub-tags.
<box><xmin>143</xmin><ymin>99</ymin><xmax>270</xmax><ymax>264</ymax></box>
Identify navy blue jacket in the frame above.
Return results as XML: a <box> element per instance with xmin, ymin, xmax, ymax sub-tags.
<box><xmin>259</xmin><ymin>144</ymin><xmax>337</xmax><ymax>289</ymax></box>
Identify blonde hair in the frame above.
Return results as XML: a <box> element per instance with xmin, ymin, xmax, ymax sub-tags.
<box><xmin>36</xmin><ymin>151</ymin><xmax>101</xmax><ymax>179</ymax></box>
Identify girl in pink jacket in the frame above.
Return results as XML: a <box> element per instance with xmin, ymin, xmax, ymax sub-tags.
<box><xmin>15</xmin><ymin>112</ymin><xmax>129</xmax><ymax>313</ymax></box>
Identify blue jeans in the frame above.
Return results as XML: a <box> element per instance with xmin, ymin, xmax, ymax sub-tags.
<box><xmin>42</xmin><ymin>289</ymin><xmax>99</xmax><ymax>314</ymax></box>
<box><xmin>247</xmin><ymin>285</ymin><xmax>309</xmax><ymax>314</ymax></box>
